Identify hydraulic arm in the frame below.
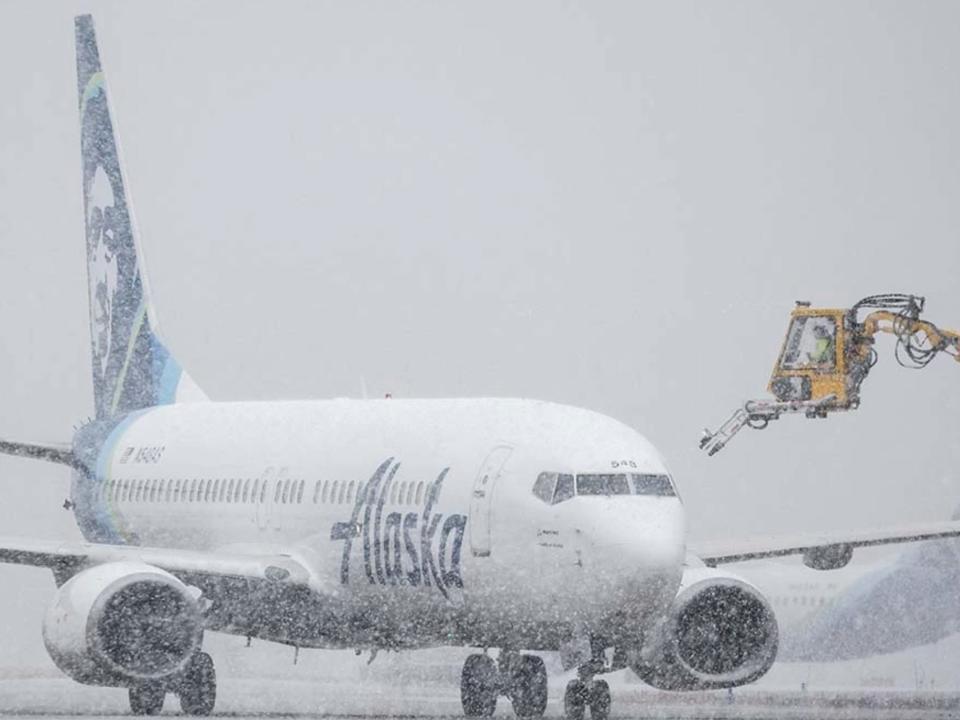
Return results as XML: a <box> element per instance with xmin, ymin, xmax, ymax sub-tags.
<box><xmin>700</xmin><ymin>294</ymin><xmax>960</xmax><ymax>456</ymax></box>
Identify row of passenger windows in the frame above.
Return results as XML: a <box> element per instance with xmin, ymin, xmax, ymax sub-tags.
<box><xmin>771</xmin><ymin>595</ymin><xmax>835</xmax><ymax>608</ymax></box>
<box><xmin>98</xmin><ymin>477</ymin><xmax>430</xmax><ymax>507</ymax></box>
<box><xmin>532</xmin><ymin>472</ymin><xmax>677</xmax><ymax>505</ymax></box>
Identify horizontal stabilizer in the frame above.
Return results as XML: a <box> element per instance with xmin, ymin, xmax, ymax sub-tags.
<box><xmin>0</xmin><ymin>440</ymin><xmax>76</xmax><ymax>468</ymax></box>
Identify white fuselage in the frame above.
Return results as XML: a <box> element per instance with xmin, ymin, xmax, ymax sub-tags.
<box><xmin>70</xmin><ymin>398</ymin><xmax>686</xmax><ymax>651</ymax></box>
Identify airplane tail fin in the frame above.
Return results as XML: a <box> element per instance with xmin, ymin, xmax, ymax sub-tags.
<box><xmin>75</xmin><ymin>15</ymin><xmax>206</xmax><ymax>419</ymax></box>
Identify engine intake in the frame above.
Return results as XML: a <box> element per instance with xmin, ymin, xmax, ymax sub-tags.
<box><xmin>43</xmin><ymin>562</ymin><xmax>203</xmax><ymax>686</ymax></box>
<box><xmin>632</xmin><ymin>567</ymin><xmax>778</xmax><ymax>691</ymax></box>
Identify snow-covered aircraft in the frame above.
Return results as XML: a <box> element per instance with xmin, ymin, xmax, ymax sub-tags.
<box><xmin>2</xmin><ymin>14</ymin><xmax>959</xmax><ymax>718</ymax></box>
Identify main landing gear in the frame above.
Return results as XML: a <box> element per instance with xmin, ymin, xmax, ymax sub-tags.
<box><xmin>563</xmin><ymin>639</ymin><xmax>612</xmax><ymax>720</ymax></box>
<box><xmin>127</xmin><ymin>651</ymin><xmax>217</xmax><ymax>716</ymax></box>
<box><xmin>461</xmin><ymin>650</ymin><xmax>548</xmax><ymax>718</ymax></box>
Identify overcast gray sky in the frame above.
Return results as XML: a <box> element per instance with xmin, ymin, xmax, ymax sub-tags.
<box><xmin>0</xmin><ymin>0</ymin><xmax>958</xmax><ymax>667</ymax></box>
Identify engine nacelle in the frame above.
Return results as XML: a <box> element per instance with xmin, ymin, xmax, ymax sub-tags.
<box><xmin>802</xmin><ymin>543</ymin><xmax>853</xmax><ymax>571</ymax></box>
<box><xmin>43</xmin><ymin>561</ymin><xmax>203</xmax><ymax>686</ymax></box>
<box><xmin>632</xmin><ymin>567</ymin><xmax>778</xmax><ymax>691</ymax></box>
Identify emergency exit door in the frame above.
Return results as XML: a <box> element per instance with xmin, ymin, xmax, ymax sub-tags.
<box><xmin>469</xmin><ymin>445</ymin><xmax>513</xmax><ymax>557</ymax></box>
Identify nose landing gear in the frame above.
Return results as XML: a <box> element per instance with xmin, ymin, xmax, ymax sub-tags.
<box><xmin>563</xmin><ymin>638</ymin><xmax>612</xmax><ymax>720</ymax></box>
<box><xmin>563</xmin><ymin>678</ymin><xmax>610</xmax><ymax>720</ymax></box>
<box><xmin>460</xmin><ymin>650</ymin><xmax>548</xmax><ymax>718</ymax></box>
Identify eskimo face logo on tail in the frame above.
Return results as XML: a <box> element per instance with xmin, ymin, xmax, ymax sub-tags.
<box><xmin>86</xmin><ymin>165</ymin><xmax>119</xmax><ymax>377</ymax></box>
<box><xmin>80</xmin><ymin>72</ymin><xmax>144</xmax><ymax>418</ymax></box>
<box><xmin>331</xmin><ymin>459</ymin><xmax>467</xmax><ymax>600</ymax></box>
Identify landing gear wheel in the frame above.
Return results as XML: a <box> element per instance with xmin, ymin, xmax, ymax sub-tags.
<box><xmin>129</xmin><ymin>683</ymin><xmax>164</xmax><ymax>715</ymax></box>
<box><xmin>461</xmin><ymin>653</ymin><xmax>497</xmax><ymax>717</ymax></box>
<box><xmin>510</xmin><ymin>654</ymin><xmax>547</xmax><ymax>718</ymax></box>
<box><xmin>179</xmin><ymin>651</ymin><xmax>216</xmax><ymax>716</ymax></box>
<box><xmin>564</xmin><ymin>679</ymin><xmax>588</xmax><ymax>720</ymax></box>
<box><xmin>588</xmin><ymin>679</ymin><xmax>611</xmax><ymax>720</ymax></box>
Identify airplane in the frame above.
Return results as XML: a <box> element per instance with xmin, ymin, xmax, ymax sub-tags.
<box><xmin>3</xmin><ymin>13</ymin><xmax>960</xmax><ymax>718</ymax></box>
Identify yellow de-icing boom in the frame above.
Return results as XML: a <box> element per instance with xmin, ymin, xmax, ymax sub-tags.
<box><xmin>700</xmin><ymin>294</ymin><xmax>960</xmax><ymax>456</ymax></box>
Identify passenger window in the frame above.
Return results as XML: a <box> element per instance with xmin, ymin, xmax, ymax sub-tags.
<box><xmin>133</xmin><ymin>480</ymin><xmax>141</xmax><ymax>502</ymax></box>
<box><xmin>225</xmin><ymin>479</ymin><xmax>234</xmax><ymax>503</ymax></box>
<box><xmin>296</xmin><ymin>480</ymin><xmax>305</xmax><ymax>504</ymax></box>
<box><xmin>259</xmin><ymin>479</ymin><xmax>267</xmax><ymax>503</ymax></box>
<box><xmin>188</xmin><ymin>480</ymin><xmax>196</xmax><ymax>502</ymax></box>
<box><xmin>415</xmin><ymin>482</ymin><xmax>424</xmax><ymax>505</ymax></box>
<box><xmin>312</xmin><ymin>480</ymin><xmax>321</xmax><ymax>504</ymax></box>
<box><xmin>321</xmin><ymin>480</ymin><xmax>330</xmax><ymax>503</ymax></box>
<box><xmin>204</xmin><ymin>479</ymin><xmax>213</xmax><ymax>503</ymax></box>
<box><xmin>274</xmin><ymin>481</ymin><xmax>283</xmax><ymax>503</ymax></box>
<box><xmin>282</xmin><ymin>479</ymin><xmax>291</xmax><ymax>504</ymax></box>
<box><xmin>331</xmin><ymin>481</ymin><xmax>340</xmax><ymax>503</ymax></box>
<box><xmin>338</xmin><ymin>481</ymin><xmax>347</xmax><ymax>504</ymax></box>
<box><xmin>390</xmin><ymin>483</ymin><xmax>398</xmax><ymax>504</ymax></box>
<box><xmin>242</xmin><ymin>479</ymin><xmax>251</xmax><ymax>503</ymax></box>
<box><xmin>554</xmin><ymin>474</ymin><xmax>575</xmax><ymax>503</ymax></box>
<box><xmin>173</xmin><ymin>479</ymin><xmax>181</xmax><ymax>502</ymax></box>
<box><xmin>532</xmin><ymin>473</ymin><xmax>557</xmax><ymax>504</ymax></box>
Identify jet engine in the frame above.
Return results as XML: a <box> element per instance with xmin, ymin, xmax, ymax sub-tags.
<box><xmin>43</xmin><ymin>561</ymin><xmax>203</xmax><ymax>686</ymax></box>
<box><xmin>632</xmin><ymin>567</ymin><xmax>778</xmax><ymax>691</ymax></box>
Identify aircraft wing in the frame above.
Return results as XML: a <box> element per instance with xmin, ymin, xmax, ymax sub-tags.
<box><xmin>691</xmin><ymin>520</ymin><xmax>960</xmax><ymax>566</ymax></box>
<box><xmin>0</xmin><ymin>536</ymin><xmax>314</xmax><ymax>588</ymax></box>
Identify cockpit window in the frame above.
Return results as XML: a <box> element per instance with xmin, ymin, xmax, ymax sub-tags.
<box><xmin>532</xmin><ymin>471</ymin><xmax>676</xmax><ymax>504</ymax></box>
<box><xmin>532</xmin><ymin>472</ymin><xmax>556</xmax><ymax>503</ymax></box>
<box><xmin>576</xmin><ymin>474</ymin><xmax>631</xmax><ymax>496</ymax></box>
<box><xmin>632</xmin><ymin>473</ymin><xmax>676</xmax><ymax>496</ymax></box>
<box><xmin>555</xmin><ymin>474</ymin><xmax>575</xmax><ymax>503</ymax></box>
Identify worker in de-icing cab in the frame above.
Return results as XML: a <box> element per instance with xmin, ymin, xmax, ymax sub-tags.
<box><xmin>807</xmin><ymin>324</ymin><xmax>835</xmax><ymax>367</ymax></box>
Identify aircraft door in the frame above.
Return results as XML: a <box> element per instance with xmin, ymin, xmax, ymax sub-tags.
<box><xmin>469</xmin><ymin>445</ymin><xmax>513</xmax><ymax>557</ymax></box>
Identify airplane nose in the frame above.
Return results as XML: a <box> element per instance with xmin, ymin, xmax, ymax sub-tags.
<box><xmin>577</xmin><ymin>499</ymin><xmax>685</xmax><ymax>579</ymax></box>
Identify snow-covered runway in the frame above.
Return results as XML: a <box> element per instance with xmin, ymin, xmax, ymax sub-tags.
<box><xmin>0</xmin><ymin>678</ymin><xmax>956</xmax><ymax>720</ymax></box>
